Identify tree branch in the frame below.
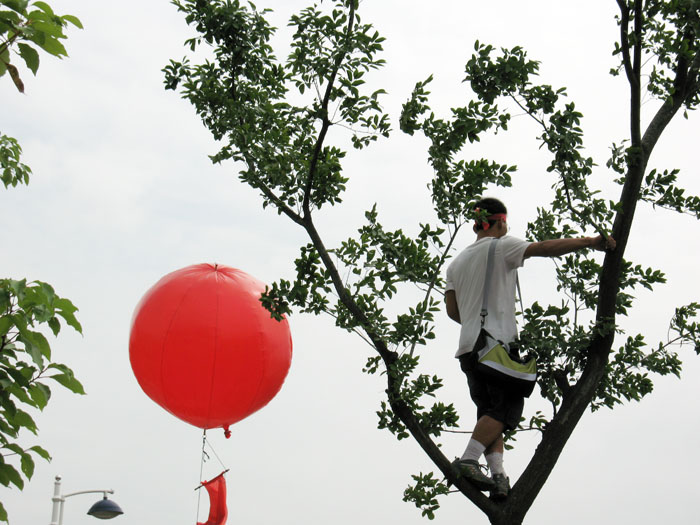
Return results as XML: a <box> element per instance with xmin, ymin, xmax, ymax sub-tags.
<box><xmin>302</xmin><ymin>1</ymin><xmax>356</xmax><ymax>218</ymax></box>
<box><xmin>552</xmin><ymin>369</ymin><xmax>571</xmax><ymax>394</ymax></box>
<box><xmin>684</xmin><ymin>54</ymin><xmax>700</xmax><ymax>104</ymax></box>
<box><xmin>631</xmin><ymin>0</ymin><xmax>643</xmax><ymax>145</ymax></box>
<box><xmin>616</xmin><ymin>0</ymin><xmax>636</xmax><ymax>90</ymax></box>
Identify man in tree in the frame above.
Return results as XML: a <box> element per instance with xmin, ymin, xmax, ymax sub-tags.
<box><xmin>445</xmin><ymin>197</ymin><xmax>615</xmax><ymax>500</ymax></box>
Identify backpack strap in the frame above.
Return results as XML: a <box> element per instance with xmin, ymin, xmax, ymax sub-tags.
<box><xmin>479</xmin><ymin>238</ymin><xmax>499</xmax><ymax>327</ymax></box>
<box><xmin>516</xmin><ymin>272</ymin><xmax>524</xmax><ymax>315</ymax></box>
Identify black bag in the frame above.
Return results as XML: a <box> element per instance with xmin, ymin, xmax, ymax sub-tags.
<box><xmin>473</xmin><ymin>329</ymin><xmax>537</xmax><ymax>398</ymax></box>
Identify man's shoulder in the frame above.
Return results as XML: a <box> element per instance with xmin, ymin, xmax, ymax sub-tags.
<box><xmin>451</xmin><ymin>239</ymin><xmax>491</xmax><ymax>261</ymax></box>
<box><xmin>498</xmin><ymin>235</ymin><xmax>531</xmax><ymax>268</ymax></box>
<box><xmin>500</xmin><ymin>235</ymin><xmax>529</xmax><ymax>246</ymax></box>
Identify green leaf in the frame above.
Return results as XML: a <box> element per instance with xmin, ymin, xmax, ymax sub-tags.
<box><xmin>48</xmin><ymin>373</ymin><xmax>85</xmax><ymax>394</ymax></box>
<box><xmin>10</xmin><ymin>409</ymin><xmax>37</xmax><ymax>434</ymax></box>
<box><xmin>0</xmin><ymin>500</ymin><xmax>7</xmax><ymax>522</ymax></box>
<box><xmin>30</xmin><ymin>20</ymin><xmax>64</xmax><ymax>39</ymax></box>
<box><xmin>28</xmin><ymin>382</ymin><xmax>50</xmax><ymax>409</ymax></box>
<box><xmin>12</xmin><ymin>319</ymin><xmax>46</xmax><ymax>366</ymax></box>
<box><xmin>0</xmin><ymin>285</ymin><xmax>11</xmax><ymax>312</ymax></box>
<box><xmin>0</xmin><ymin>463</ymin><xmax>23</xmax><ymax>489</ymax></box>
<box><xmin>47</xmin><ymin>316</ymin><xmax>60</xmax><ymax>336</ymax></box>
<box><xmin>31</xmin><ymin>1</ymin><xmax>54</xmax><ymax>16</ymax></box>
<box><xmin>31</xmin><ymin>331</ymin><xmax>51</xmax><ymax>359</ymax></box>
<box><xmin>0</xmin><ymin>47</ymin><xmax>9</xmax><ymax>77</ymax></box>
<box><xmin>26</xmin><ymin>8</ymin><xmax>51</xmax><ymax>23</ymax></box>
<box><xmin>0</xmin><ymin>419</ymin><xmax>17</xmax><ymax>440</ymax></box>
<box><xmin>20</xmin><ymin>451</ymin><xmax>34</xmax><ymax>479</ymax></box>
<box><xmin>8</xmin><ymin>279</ymin><xmax>27</xmax><ymax>298</ymax></box>
<box><xmin>29</xmin><ymin>444</ymin><xmax>50</xmax><ymax>461</ymax></box>
<box><xmin>35</xmin><ymin>34</ymin><xmax>66</xmax><ymax>57</ymax></box>
<box><xmin>6</xmin><ymin>382</ymin><xmax>33</xmax><ymax>406</ymax></box>
<box><xmin>25</xmin><ymin>343</ymin><xmax>44</xmax><ymax>368</ymax></box>
<box><xmin>61</xmin><ymin>14</ymin><xmax>82</xmax><ymax>29</ymax></box>
<box><xmin>3</xmin><ymin>365</ymin><xmax>31</xmax><ymax>388</ymax></box>
<box><xmin>47</xmin><ymin>364</ymin><xmax>85</xmax><ymax>394</ymax></box>
<box><xmin>54</xmin><ymin>297</ymin><xmax>81</xmax><ymax>333</ymax></box>
<box><xmin>2</xmin><ymin>443</ymin><xmax>24</xmax><ymax>456</ymax></box>
<box><xmin>0</xmin><ymin>316</ymin><xmax>12</xmax><ymax>336</ymax></box>
<box><xmin>0</xmin><ymin>9</ymin><xmax>21</xmax><ymax>25</ymax></box>
<box><xmin>16</xmin><ymin>42</ymin><xmax>39</xmax><ymax>74</ymax></box>
<box><xmin>2</xmin><ymin>448</ymin><xmax>32</xmax><ymax>485</ymax></box>
<box><xmin>37</xmin><ymin>281</ymin><xmax>55</xmax><ymax>303</ymax></box>
<box><xmin>3</xmin><ymin>0</ymin><xmax>29</xmax><ymax>14</ymax></box>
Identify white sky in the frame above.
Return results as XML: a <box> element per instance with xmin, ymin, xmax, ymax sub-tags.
<box><xmin>2</xmin><ymin>1</ymin><xmax>699</xmax><ymax>524</ymax></box>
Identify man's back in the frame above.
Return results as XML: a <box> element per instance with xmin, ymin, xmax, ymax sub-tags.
<box><xmin>446</xmin><ymin>236</ymin><xmax>529</xmax><ymax>356</ymax></box>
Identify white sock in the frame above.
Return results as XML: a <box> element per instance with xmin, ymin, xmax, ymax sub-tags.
<box><xmin>485</xmin><ymin>452</ymin><xmax>505</xmax><ymax>476</ymax></box>
<box><xmin>460</xmin><ymin>439</ymin><xmax>486</xmax><ymax>462</ymax></box>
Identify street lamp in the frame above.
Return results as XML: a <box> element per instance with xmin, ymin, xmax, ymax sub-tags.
<box><xmin>49</xmin><ymin>475</ymin><xmax>124</xmax><ymax>525</ymax></box>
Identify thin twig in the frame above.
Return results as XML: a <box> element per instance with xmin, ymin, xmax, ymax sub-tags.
<box><xmin>406</xmin><ymin>224</ymin><xmax>462</xmax><ymax>358</ymax></box>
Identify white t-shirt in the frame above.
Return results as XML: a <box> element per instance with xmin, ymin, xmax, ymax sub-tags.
<box><xmin>445</xmin><ymin>236</ymin><xmax>530</xmax><ymax>357</ymax></box>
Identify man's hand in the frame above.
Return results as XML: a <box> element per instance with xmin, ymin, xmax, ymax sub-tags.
<box><xmin>591</xmin><ymin>235</ymin><xmax>616</xmax><ymax>251</ymax></box>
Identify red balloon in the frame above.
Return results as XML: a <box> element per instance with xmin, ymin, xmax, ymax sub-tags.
<box><xmin>129</xmin><ymin>264</ymin><xmax>292</xmax><ymax>436</ymax></box>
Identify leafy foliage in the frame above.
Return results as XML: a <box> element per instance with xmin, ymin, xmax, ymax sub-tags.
<box><xmin>168</xmin><ymin>1</ymin><xmax>700</xmax><ymax>523</ymax></box>
<box><xmin>163</xmin><ymin>0</ymin><xmax>389</xmax><ymax>216</ymax></box>
<box><xmin>0</xmin><ymin>134</ymin><xmax>31</xmax><ymax>188</ymax></box>
<box><xmin>403</xmin><ymin>472</ymin><xmax>449</xmax><ymax>520</ymax></box>
<box><xmin>1</xmin><ymin>2</ymin><xmax>83</xmax><ymax>520</ymax></box>
<box><xmin>0</xmin><ymin>279</ymin><xmax>83</xmax><ymax>521</ymax></box>
<box><xmin>613</xmin><ymin>0</ymin><xmax>700</xmax><ymax>111</ymax></box>
<box><xmin>0</xmin><ymin>0</ymin><xmax>82</xmax><ymax>92</ymax></box>
<box><xmin>1</xmin><ymin>0</ymin><xmax>82</xmax><ymax>189</ymax></box>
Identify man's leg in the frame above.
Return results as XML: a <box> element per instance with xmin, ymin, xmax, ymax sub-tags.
<box><xmin>472</xmin><ymin>415</ymin><xmax>504</xmax><ymax>451</ymax></box>
<box><xmin>465</xmin><ymin>420</ymin><xmax>507</xmax><ymax>467</ymax></box>
<box><xmin>461</xmin><ymin>415</ymin><xmax>503</xmax><ymax>461</ymax></box>
<box><xmin>451</xmin><ymin>415</ymin><xmax>502</xmax><ymax>491</ymax></box>
<box><xmin>484</xmin><ymin>434</ymin><xmax>509</xmax><ymax>500</ymax></box>
<box><xmin>480</xmin><ymin>405</ymin><xmax>519</xmax><ymax>501</ymax></box>
<box><xmin>484</xmin><ymin>433</ymin><xmax>505</xmax><ymax>474</ymax></box>
<box><xmin>485</xmin><ymin>434</ymin><xmax>504</xmax><ymax>455</ymax></box>
<box><xmin>455</xmin><ymin>358</ymin><xmax>501</xmax><ymax>490</ymax></box>
<box><xmin>461</xmin><ymin>417</ymin><xmax>510</xmax><ymax>499</ymax></box>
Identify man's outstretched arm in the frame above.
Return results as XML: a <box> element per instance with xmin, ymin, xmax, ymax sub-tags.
<box><xmin>524</xmin><ymin>235</ymin><xmax>616</xmax><ymax>259</ymax></box>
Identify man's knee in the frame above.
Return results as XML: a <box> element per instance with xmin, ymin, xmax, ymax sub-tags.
<box><xmin>477</xmin><ymin>414</ymin><xmax>506</xmax><ymax>432</ymax></box>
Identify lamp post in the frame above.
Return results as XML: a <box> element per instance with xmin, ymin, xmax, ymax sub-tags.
<box><xmin>49</xmin><ymin>475</ymin><xmax>124</xmax><ymax>525</ymax></box>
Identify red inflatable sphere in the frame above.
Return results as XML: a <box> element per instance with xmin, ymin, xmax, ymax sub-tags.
<box><xmin>129</xmin><ymin>264</ymin><xmax>292</xmax><ymax>436</ymax></box>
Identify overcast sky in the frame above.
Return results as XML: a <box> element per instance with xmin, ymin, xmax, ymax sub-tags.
<box><xmin>2</xmin><ymin>1</ymin><xmax>699</xmax><ymax>524</ymax></box>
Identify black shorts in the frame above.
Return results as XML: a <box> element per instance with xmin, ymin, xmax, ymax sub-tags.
<box><xmin>458</xmin><ymin>352</ymin><xmax>524</xmax><ymax>431</ymax></box>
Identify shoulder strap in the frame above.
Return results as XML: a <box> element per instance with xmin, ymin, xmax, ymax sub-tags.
<box><xmin>516</xmin><ymin>272</ymin><xmax>524</xmax><ymax>315</ymax></box>
<box><xmin>479</xmin><ymin>238</ymin><xmax>499</xmax><ymax>326</ymax></box>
